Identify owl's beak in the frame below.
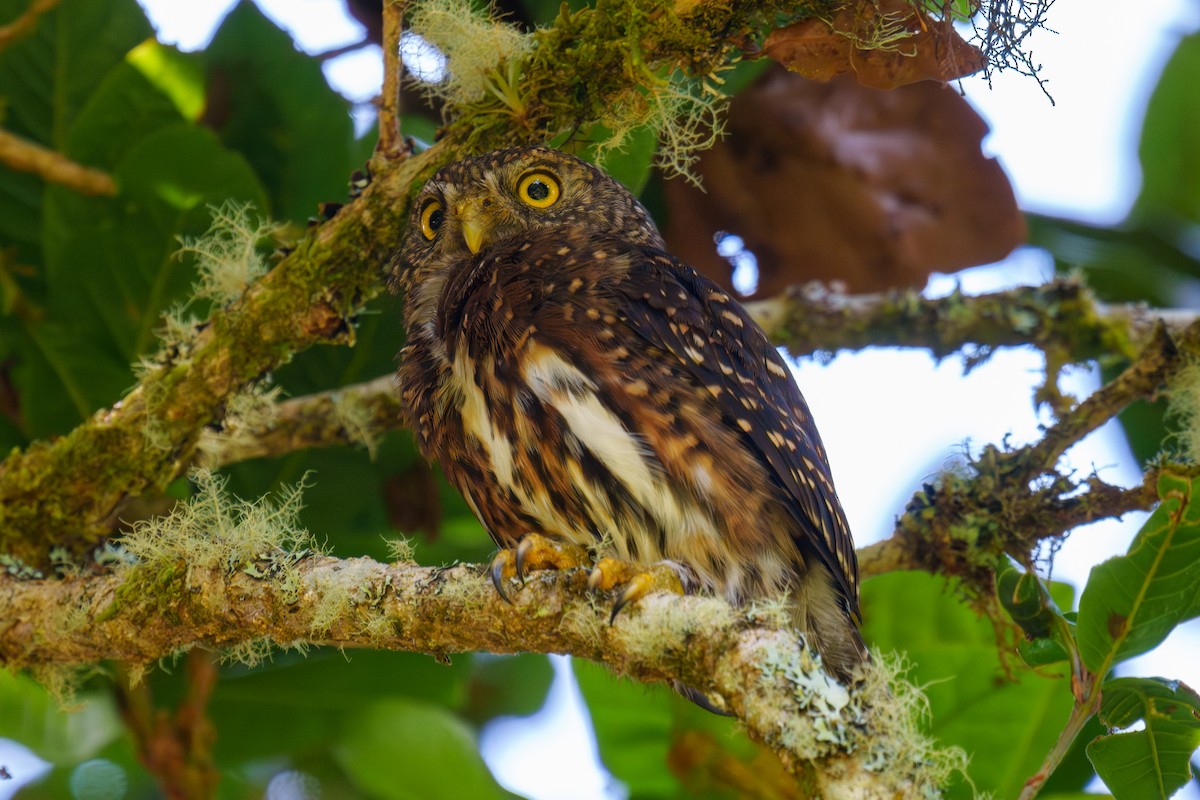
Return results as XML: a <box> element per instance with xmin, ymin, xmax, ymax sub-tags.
<box><xmin>456</xmin><ymin>198</ymin><xmax>488</xmax><ymax>254</ymax></box>
<box><xmin>461</xmin><ymin>218</ymin><xmax>486</xmax><ymax>255</ymax></box>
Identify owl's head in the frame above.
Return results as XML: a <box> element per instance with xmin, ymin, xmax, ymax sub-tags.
<box><xmin>392</xmin><ymin>146</ymin><xmax>664</xmax><ymax>287</ymax></box>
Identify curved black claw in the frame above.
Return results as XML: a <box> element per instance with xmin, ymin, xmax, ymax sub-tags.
<box><xmin>515</xmin><ymin>537</ymin><xmax>535</xmax><ymax>584</ymax></box>
<box><xmin>490</xmin><ymin>553</ymin><xmax>513</xmax><ymax>604</ymax></box>
<box><xmin>609</xmin><ymin>573</ymin><xmax>656</xmax><ymax>624</ymax></box>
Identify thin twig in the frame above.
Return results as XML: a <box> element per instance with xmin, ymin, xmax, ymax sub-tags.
<box><xmin>376</xmin><ymin>0</ymin><xmax>406</xmax><ymax>159</ymax></box>
<box><xmin>0</xmin><ymin>127</ymin><xmax>116</xmax><ymax>196</ymax></box>
<box><xmin>0</xmin><ymin>0</ymin><xmax>59</xmax><ymax>48</ymax></box>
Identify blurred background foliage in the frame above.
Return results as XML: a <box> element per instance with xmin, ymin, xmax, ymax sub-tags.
<box><xmin>0</xmin><ymin>0</ymin><xmax>1198</xmax><ymax>797</ymax></box>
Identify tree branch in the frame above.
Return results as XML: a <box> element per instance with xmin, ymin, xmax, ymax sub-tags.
<box><xmin>376</xmin><ymin>0</ymin><xmax>405</xmax><ymax>159</ymax></box>
<box><xmin>746</xmin><ymin>278</ymin><xmax>1190</xmax><ymax>364</ymax></box>
<box><xmin>0</xmin><ymin>127</ymin><xmax>115</xmax><ymax>196</ymax></box>
<box><xmin>0</xmin><ymin>555</ymin><xmax>950</xmax><ymax>799</ymax></box>
<box><xmin>0</xmin><ymin>0</ymin><xmax>58</xmax><ymax>48</ymax></box>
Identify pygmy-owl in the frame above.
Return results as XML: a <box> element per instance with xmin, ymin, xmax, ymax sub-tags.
<box><xmin>392</xmin><ymin>146</ymin><xmax>866</xmax><ymax>682</ymax></box>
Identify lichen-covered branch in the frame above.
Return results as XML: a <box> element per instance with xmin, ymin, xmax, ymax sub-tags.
<box><xmin>0</xmin><ymin>127</ymin><xmax>115</xmax><ymax>195</ymax></box>
<box><xmin>859</xmin><ymin>466</ymin><xmax>1173</xmax><ymax>582</ymax></box>
<box><xmin>0</xmin><ymin>148</ymin><xmax>435</xmax><ymax>566</ymax></box>
<box><xmin>0</xmin><ymin>553</ymin><xmax>953</xmax><ymax>798</ymax></box>
<box><xmin>747</xmin><ymin>278</ymin><xmax>1188</xmax><ymax>365</ymax></box>
<box><xmin>200</xmin><ymin>375</ymin><xmax>402</xmax><ymax>467</ymax></box>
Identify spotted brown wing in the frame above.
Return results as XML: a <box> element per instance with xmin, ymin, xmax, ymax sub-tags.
<box><xmin>615</xmin><ymin>249</ymin><xmax>860</xmax><ymax>617</ymax></box>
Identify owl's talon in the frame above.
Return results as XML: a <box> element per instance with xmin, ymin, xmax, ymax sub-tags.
<box><xmin>592</xmin><ymin>560</ymin><xmax>689</xmax><ymax>623</ymax></box>
<box><xmin>489</xmin><ymin>551</ymin><xmax>514</xmax><ymax>604</ymax></box>
<box><xmin>488</xmin><ymin>534</ymin><xmax>590</xmax><ymax>603</ymax></box>
<box><xmin>610</xmin><ymin>573</ymin><xmax>659</xmax><ymax>623</ymax></box>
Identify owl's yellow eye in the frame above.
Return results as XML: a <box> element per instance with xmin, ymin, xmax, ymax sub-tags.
<box><xmin>419</xmin><ymin>200</ymin><xmax>444</xmax><ymax>241</ymax></box>
<box><xmin>517</xmin><ymin>171</ymin><xmax>560</xmax><ymax>209</ymax></box>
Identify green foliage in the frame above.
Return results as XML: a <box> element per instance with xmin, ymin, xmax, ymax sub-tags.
<box><xmin>204</xmin><ymin>2</ymin><xmax>358</xmax><ymax>223</ymax></box>
<box><xmin>1076</xmin><ymin>472</ymin><xmax>1200</xmax><ymax>675</ymax></box>
<box><xmin>334</xmin><ymin>698</ymin><xmax>517</xmax><ymax>800</ymax></box>
<box><xmin>863</xmin><ymin>571</ymin><xmax>1074</xmax><ymax>799</ymax></box>
<box><xmin>1087</xmin><ymin>678</ymin><xmax>1200</xmax><ymax>800</ymax></box>
<box><xmin>2</xmin><ymin>0</ymin><xmax>1199</xmax><ymax>798</ymax></box>
<box><xmin>1135</xmin><ymin>32</ymin><xmax>1200</xmax><ymax>226</ymax></box>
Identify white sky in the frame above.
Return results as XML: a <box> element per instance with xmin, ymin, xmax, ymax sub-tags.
<box><xmin>6</xmin><ymin>2</ymin><xmax>1194</xmax><ymax>799</ymax></box>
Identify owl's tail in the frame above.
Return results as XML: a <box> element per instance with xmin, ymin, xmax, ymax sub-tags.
<box><xmin>793</xmin><ymin>562</ymin><xmax>870</xmax><ymax>683</ymax></box>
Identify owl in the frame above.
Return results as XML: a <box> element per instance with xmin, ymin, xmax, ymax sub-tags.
<box><xmin>392</xmin><ymin>146</ymin><xmax>866</xmax><ymax>682</ymax></box>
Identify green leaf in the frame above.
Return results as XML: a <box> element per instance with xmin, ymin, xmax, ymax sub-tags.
<box><xmin>199</xmin><ymin>649</ymin><xmax>474</xmax><ymax>763</ymax></box>
<box><xmin>205</xmin><ymin>2</ymin><xmax>357</xmax><ymax>223</ymax></box>
<box><xmin>573</xmin><ymin>659</ymin><xmax>752</xmax><ymax>799</ymax></box>
<box><xmin>1086</xmin><ymin>677</ymin><xmax>1200</xmax><ymax>800</ymax></box>
<box><xmin>1076</xmin><ymin>472</ymin><xmax>1200</xmax><ymax>675</ymax></box>
<box><xmin>125</xmin><ymin>39</ymin><xmax>205</xmax><ymax>122</ymax></box>
<box><xmin>44</xmin><ymin>123</ymin><xmax>267</xmax><ymax>362</ymax></box>
<box><xmin>862</xmin><ymin>571</ymin><xmax>1075</xmax><ymax>799</ymax></box>
<box><xmin>0</xmin><ymin>0</ymin><xmax>153</xmax><ymax>270</ymax></box>
<box><xmin>65</xmin><ymin>58</ymin><xmax>187</xmax><ymax>169</ymax></box>
<box><xmin>574</xmin><ymin>659</ymin><xmax>681</xmax><ymax>798</ymax></box>
<box><xmin>334</xmin><ymin>697</ymin><xmax>513</xmax><ymax>800</ymax></box>
<box><xmin>463</xmin><ymin>654</ymin><xmax>554</xmax><ymax>724</ymax></box>
<box><xmin>998</xmin><ymin>563</ymin><xmax>1065</xmax><ymax>640</ymax></box>
<box><xmin>0</xmin><ymin>671</ymin><xmax>122</xmax><ymax>764</ymax></box>
<box><xmin>0</xmin><ymin>0</ymin><xmax>152</xmax><ymax>147</ymax></box>
<box><xmin>8</xmin><ymin>320</ymin><xmax>131</xmax><ymax>437</ymax></box>
<box><xmin>1136</xmin><ymin>32</ymin><xmax>1200</xmax><ymax>225</ymax></box>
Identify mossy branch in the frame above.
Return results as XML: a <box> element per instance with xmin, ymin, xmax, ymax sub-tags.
<box><xmin>0</xmin><ymin>552</ymin><xmax>954</xmax><ymax>798</ymax></box>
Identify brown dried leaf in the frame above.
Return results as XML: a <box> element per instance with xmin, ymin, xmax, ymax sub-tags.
<box><xmin>764</xmin><ymin>0</ymin><xmax>984</xmax><ymax>89</ymax></box>
<box><xmin>663</xmin><ymin>66</ymin><xmax>1025</xmax><ymax>296</ymax></box>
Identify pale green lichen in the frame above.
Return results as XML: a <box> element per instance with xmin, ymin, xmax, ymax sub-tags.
<box><xmin>195</xmin><ymin>383</ymin><xmax>283</xmax><ymax>463</ymax></box>
<box><xmin>1166</xmin><ymin>360</ymin><xmax>1200</xmax><ymax>463</ymax></box>
<box><xmin>177</xmin><ymin>200</ymin><xmax>276</xmax><ymax>306</ymax></box>
<box><xmin>331</xmin><ymin>390</ymin><xmax>382</xmax><ymax>457</ymax></box>
<box><xmin>383</xmin><ymin>536</ymin><xmax>416</xmax><ymax>564</ymax></box>
<box><xmin>406</xmin><ymin>0</ymin><xmax>532</xmax><ymax>110</ymax></box>
<box><xmin>111</xmin><ymin>467</ymin><xmax>319</xmax><ymax>653</ymax></box>
<box><xmin>750</xmin><ymin>640</ymin><xmax>967</xmax><ymax>795</ymax></box>
<box><xmin>854</xmin><ymin>654</ymin><xmax>969</xmax><ymax>796</ymax></box>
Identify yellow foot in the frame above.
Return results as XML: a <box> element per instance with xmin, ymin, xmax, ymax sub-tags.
<box><xmin>587</xmin><ymin>558</ymin><xmax>690</xmax><ymax>623</ymax></box>
<box><xmin>488</xmin><ymin>533</ymin><xmax>590</xmax><ymax>603</ymax></box>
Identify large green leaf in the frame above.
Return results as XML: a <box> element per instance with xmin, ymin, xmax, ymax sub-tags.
<box><xmin>200</xmin><ymin>649</ymin><xmax>474</xmax><ymax>763</ymax></box>
<box><xmin>0</xmin><ymin>672</ymin><xmax>122</xmax><ymax>765</ymax></box>
<box><xmin>0</xmin><ymin>0</ymin><xmax>152</xmax><ymax>147</ymax></box>
<box><xmin>65</xmin><ymin>47</ymin><xmax>192</xmax><ymax>169</ymax></box>
<box><xmin>204</xmin><ymin>1</ymin><xmax>358</xmax><ymax>223</ymax></box>
<box><xmin>1076</xmin><ymin>472</ymin><xmax>1200</xmax><ymax>675</ymax></box>
<box><xmin>573</xmin><ymin>659</ymin><xmax>756</xmax><ymax>799</ymax></box>
<box><xmin>46</xmin><ymin>122</ymin><xmax>266</xmax><ymax>354</ymax></box>
<box><xmin>20</xmin><ymin>124</ymin><xmax>266</xmax><ymax>436</ymax></box>
<box><xmin>574</xmin><ymin>659</ymin><xmax>682</xmax><ymax>798</ymax></box>
<box><xmin>1086</xmin><ymin>677</ymin><xmax>1200</xmax><ymax>800</ymax></box>
<box><xmin>334</xmin><ymin>697</ymin><xmax>514</xmax><ymax>800</ymax></box>
<box><xmin>1136</xmin><ymin>32</ymin><xmax>1200</xmax><ymax>225</ymax></box>
<box><xmin>0</xmin><ymin>0</ymin><xmax>153</xmax><ymax>278</ymax></box>
<box><xmin>862</xmin><ymin>571</ymin><xmax>1075</xmax><ymax>799</ymax></box>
